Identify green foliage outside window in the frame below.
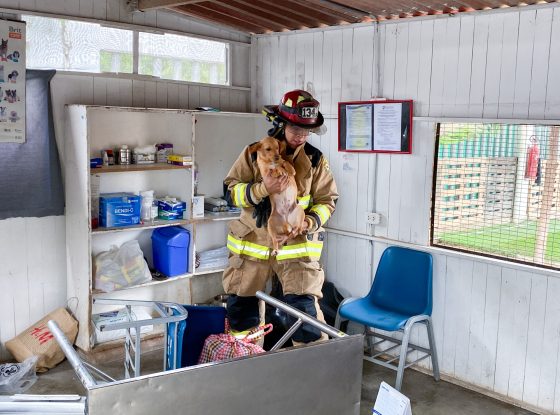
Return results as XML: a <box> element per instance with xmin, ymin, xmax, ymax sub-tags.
<box><xmin>100</xmin><ymin>51</ymin><xmax>132</xmax><ymax>73</ymax></box>
<box><xmin>139</xmin><ymin>54</ymin><xmax>225</xmax><ymax>84</ymax></box>
<box><xmin>100</xmin><ymin>51</ymin><xmax>226</xmax><ymax>83</ymax></box>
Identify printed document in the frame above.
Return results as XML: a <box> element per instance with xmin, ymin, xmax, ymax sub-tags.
<box><xmin>373</xmin><ymin>103</ymin><xmax>402</xmax><ymax>151</ymax></box>
<box><xmin>372</xmin><ymin>381</ymin><xmax>412</xmax><ymax>415</ymax></box>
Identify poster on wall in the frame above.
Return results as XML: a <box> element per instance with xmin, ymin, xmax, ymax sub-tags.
<box><xmin>0</xmin><ymin>20</ymin><xmax>25</xmax><ymax>143</ymax></box>
<box><xmin>338</xmin><ymin>100</ymin><xmax>413</xmax><ymax>154</ymax></box>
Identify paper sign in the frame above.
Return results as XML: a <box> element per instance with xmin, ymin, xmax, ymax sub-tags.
<box><xmin>345</xmin><ymin>103</ymin><xmax>372</xmax><ymax>151</ymax></box>
<box><xmin>0</xmin><ymin>19</ymin><xmax>25</xmax><ymax>143</ymax></box>
<box><xmin>372</xmin><ymin>381</ymin><xmax>412</xmax><ymax>415</ymax></box>
<box><xmin>373</xmin><ymin>103</ymin><xmax>402</xmax><ymax>151</ymax></box>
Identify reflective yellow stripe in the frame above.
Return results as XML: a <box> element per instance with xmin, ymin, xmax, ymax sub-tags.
<box><xmin>227</xmin><ymin>234</ymin><xmax>323</xmax><ymax>261</ymax></box>
<box><xmin>276</xmin><ymin>241</ymin><xmax>323</xmax><ymax>261</ymax></box>
<box><xmin>310</xmin><ymin>204</ymin><xmax>330</xmax><ymax>224</ymax></box>
<box><xmin>227</xmin><ymin>234</ymin><xmax>270</xmax><ymax>260</ymax></box>
<box><xmin>232</xmin><ymin>183</ymin><xmax>251</xmax><ymax>208</ymax></box>
<box><xmin>297</xmin><ymin>195</ymin><xmax>311</xmax><ymax>209</ymax></box>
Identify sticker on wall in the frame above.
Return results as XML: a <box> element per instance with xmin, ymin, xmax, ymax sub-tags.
<box><xmin>0</xmin><ymin>20</ymin><xmax>25</xmax><ymax>143</ymax></box>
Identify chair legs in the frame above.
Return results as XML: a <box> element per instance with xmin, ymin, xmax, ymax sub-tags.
<box><xmin>336</xmin><ymin>306</ymin><xmax>440</xmax><ymax>391</ymax></box>
<box><xmin>426</xmin><ymin>317</ymin><xmax>440</xmax><ymax>382</ymax></box>
<box><xmin>395</xmin><ymin>325</ymin><xmax>412</xmax><ymax>391</ymax></box>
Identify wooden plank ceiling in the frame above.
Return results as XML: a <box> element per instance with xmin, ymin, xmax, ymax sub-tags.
<box><xmin>139</xmin><ymin>0</ymin><xmax>556</xmax><ymax>34</ymax></box>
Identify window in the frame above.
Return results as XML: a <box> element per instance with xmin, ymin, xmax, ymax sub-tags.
<box><xmin>25</xmin><ymin>15</ymin><xmax>133</xmax><ymax>73</ymax></box>
<box><xmin>24</xmin><ymin>15</ymin><xmax>229</xmax><ymax>85</ymax></box>
<box><xmin>139</xmin><ymin>32</ymin><xmax>228</xmax><ymax>85</ymax></box>
<box><xmin>431</xmin><ymin>123</ymin><xmax>560</xmax><ymax>270</ymax></box>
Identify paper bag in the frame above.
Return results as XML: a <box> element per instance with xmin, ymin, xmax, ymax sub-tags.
<box><xmin>5</xmin><ymin>307</ymin><xmax>78</xmax><ymax>373</ymax></box>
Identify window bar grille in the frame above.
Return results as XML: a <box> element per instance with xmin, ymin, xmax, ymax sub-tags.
<box><xmin>431</xmin><ymin>123</ymin><xmax>560</xmax><ymax>270</ymax></box>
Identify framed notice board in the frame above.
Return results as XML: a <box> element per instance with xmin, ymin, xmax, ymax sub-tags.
<box><xmin>338</xmin><ymin>100</ymin><xmax>413</xmax><ymax>154</ymax></box>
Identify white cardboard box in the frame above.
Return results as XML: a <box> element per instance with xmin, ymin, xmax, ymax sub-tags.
<box><xmin>192</xmin><ymin>195</ymin><xmax>205</xmax><ymax>218</ymax></box>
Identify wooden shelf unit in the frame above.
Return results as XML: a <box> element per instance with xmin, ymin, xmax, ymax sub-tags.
<box><xmin>65</xmin><ymin>105</ymin><xmax>268</xmax><ymax>352</ymax></box>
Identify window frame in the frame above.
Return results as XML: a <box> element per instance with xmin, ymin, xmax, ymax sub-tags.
<box><xmin>21</xmin><ymin>12</ymin><xmax>233</xmax><ymax>86</ymax></box>
<box><xmin>429</xmin><ymin>118</ymin><xmax>560</xmax><ymax>272</ymax></box>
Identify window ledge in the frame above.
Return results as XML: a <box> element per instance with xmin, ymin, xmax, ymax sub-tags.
<box><xmin>49</xmin><ymin>70</ymin><xmax>250</xmax><ymax>91</ymax></box>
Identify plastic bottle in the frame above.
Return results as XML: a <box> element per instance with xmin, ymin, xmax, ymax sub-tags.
<box><xmin>140</xmin><ymin>190</ymin><xmax>154</xmax><ymax>222</ymax></box>
<box><xmin>118</xmin><ymin>145</ymin><xmax>131</xmax><ymax>165</ymax></box>
<box><xmin>151</xmin><ymin>200</ymin><xmax>159</xmax><ymax>222</ymax></box>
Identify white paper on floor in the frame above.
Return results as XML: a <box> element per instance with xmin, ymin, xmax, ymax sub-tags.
<box><xmin>373</xmin><ymin>381</ymin><xmax>412</xmax><ymax>415</ymax></box>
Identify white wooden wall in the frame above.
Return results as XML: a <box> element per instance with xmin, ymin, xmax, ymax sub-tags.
<box><xmin>256</xmin><ymin>5</ymin><xmax>560</xmax><ymax>414</ymax></box>
<box><xmin>0</xmin><ymin>0</ymin><xmax>251</xmax><ymax>361</ymax></box>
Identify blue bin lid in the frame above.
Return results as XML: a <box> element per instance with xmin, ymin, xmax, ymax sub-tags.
<box><xmin>152</xmin><ymin>226</ymin><xmax>190</xmax><ymax>248</ymax></box>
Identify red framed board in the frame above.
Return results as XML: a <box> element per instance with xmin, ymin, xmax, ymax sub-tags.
<box><xmin>338</xmin><ymin>100</ymin><xmax>413</xmax><ymax>154</ymax></box>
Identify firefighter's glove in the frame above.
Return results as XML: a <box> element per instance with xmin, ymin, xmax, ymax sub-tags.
<box><xmin>253</xmin><ymin>197</ymin><xmax>271</xmax><ymax>228</ymax></box>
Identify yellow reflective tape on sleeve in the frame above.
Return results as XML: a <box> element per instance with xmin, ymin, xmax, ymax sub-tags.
<box><xmin>232</xmin><ymin>183</ymin><xmax>251</xmax><ymax>208</ymax></box>
<box><xmin>309</xmin><ymin>204</ymin><xmax>330</xmax><ymax>225</ymax></box>
<box><xmin>297</xmin><ymin>195</ymin><xmax>311</xmax><ymax>209</ymax></box>
<box><xmin>276</xmin><ymin>240</ymin><xmax>323</xmax><ymax>261</ymax></box>
<box><xmin>227</xmin><ymin>234</ymin><xmax>270</xmax><ymax>260</ymax></box>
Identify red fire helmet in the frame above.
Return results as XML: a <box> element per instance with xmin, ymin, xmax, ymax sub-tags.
<box><xmin>263</xmin><ymin>89</ymin><xmax>324</xmax><ymax>129</ymax></box>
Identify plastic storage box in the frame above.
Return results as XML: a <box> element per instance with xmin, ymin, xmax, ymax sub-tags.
<box><xmin>99</xmin><ymin>193</ymin><xmax>141</xmax><ymax>228</ymax></box>
<box><xmin>166</xmin><ymin>305</ymin><xmax>226</xmax><ymax>369</ymax></box>
<box><xmin>151</xmin><ymin>227</ymin><xmax>190</xmax><ymax>277</ymax></box>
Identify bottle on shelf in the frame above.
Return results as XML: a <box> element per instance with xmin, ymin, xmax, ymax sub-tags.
<box><xmin>140</xmin><ymin>190</ymin><xmax>155</xmax><ymax>223</ymax></box>
<box><xmin>118</xmin><ymin>145</ymin><xmax>131</xmax><ymax>165</ymax></box>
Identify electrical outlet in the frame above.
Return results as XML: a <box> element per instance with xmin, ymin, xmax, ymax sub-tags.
<box><xmin>366</xmin><ymin>212</ymin><xmax>381</xmax><ymax>225</ymax></box>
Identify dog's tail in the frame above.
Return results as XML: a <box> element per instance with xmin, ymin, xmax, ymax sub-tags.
<box><xmin>283</xmin><ymin>223</ymin><xmax>293</xmax><ymax>235</ymax></box>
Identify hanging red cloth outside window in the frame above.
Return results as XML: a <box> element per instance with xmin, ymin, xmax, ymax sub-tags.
<box><xmin>525</xmin><ymin>138</ymin><xmax>539</xmax><ymax>179</ymax></box>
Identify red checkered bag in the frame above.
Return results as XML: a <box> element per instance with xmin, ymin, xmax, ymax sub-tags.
<box><xmin>198</xmin><ymin>323</ymin><xmax>272</xmax><ymax>364</ymax></box>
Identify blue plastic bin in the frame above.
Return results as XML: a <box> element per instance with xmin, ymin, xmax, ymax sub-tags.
<box><xmin>151</xmin><ymin>226</ymin><xmax>190</xmax><ymax>277</ymax></box>
<box><xmin>166</xmin><ymin>305</ymin><xmax>226</xmax><ymax>369</ymax></box>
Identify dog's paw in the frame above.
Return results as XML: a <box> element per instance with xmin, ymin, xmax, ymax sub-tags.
<box><xmin>288</xmin><ymin>229</ymin><xmax>299</xmax><ymax>239</ymax></box>
<box><xmin>271</xmin><ymin>249</ymin><xmax>279</xmax><ymax>257</ymax></box>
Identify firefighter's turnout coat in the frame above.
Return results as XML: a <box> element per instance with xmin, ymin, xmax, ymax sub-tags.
<box><xmin>223</xmin><ymin>139</ymin><xmax>338</xmax><ymax>298</ymax></box>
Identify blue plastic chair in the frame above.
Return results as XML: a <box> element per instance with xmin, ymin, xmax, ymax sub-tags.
<box><xmin>335</xmin><ymin>246</ymin><xmax>440</xmax><ymax>391</ymax></box>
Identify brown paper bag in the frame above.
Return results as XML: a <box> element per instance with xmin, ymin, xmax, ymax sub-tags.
<box><xmin>6</xmin><ymin>307</ymin><xmax>78</xmax><ymax>373</ymax></box>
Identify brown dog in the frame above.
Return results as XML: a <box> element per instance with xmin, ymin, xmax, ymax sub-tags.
<box><xmin>249</xmin><ymin>137</ymin><xmax>305</xmax><ymax>255</ymax></box>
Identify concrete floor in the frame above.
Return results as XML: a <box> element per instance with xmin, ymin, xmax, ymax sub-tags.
<box><xmin>20</xmin><ymin>350</ymin><xmax>536</xmax><ymax>415</ymax></box>
<box><xmin>361</xmin><ymin>361</ymin><xmax>536</xmax><ymax>415</ymax></box>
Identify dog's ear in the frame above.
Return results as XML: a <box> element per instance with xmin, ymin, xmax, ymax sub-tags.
<box><xmin>279</xmin><ymin>139</ymin><xmax>287</xmax><ymax>156</ymax></box>
<box><xmin>248</xmin><ymin>142</ymin><xmax>261</xmax><ymax>154</ymax></box>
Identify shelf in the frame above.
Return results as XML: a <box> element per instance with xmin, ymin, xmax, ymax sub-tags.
<box><xmin>91</xmin><ymin>267</ymin><xmax>226</xmax><ymax>296</ymax></box>
<box><xmin>194</xmin><ymin>211</ymin><xmax>241</xmax><ymax>223</ymax></box>
<box><xmin>90</xmin><ymin>163</ymin><xmax>191</xmax><ymax>174</ymax></box>
<box><xmin>92</xmin><ymin>219</ymin><xmax>189</xmax><ymax>234</ymax></box>
<box><xmin>92</xmin><ymin>272</ymin><xmax>193</xmax><ymax>297</ymax></box>
<box><xmin>193</xmin><ymin>267</ymin><xmax>226</xmax><ymax>276</ymax></box>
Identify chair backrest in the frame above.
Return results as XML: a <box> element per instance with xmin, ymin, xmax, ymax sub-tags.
<box><xmin>368</xmin><ymin>246</ymin><xmax>433</xmax><ymax>317</ymax></box>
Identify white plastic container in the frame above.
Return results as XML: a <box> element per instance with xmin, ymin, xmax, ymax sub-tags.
<box><xmin>140</xmin><ymin>190</ymin><xmax>155</xmax><ymax>222</ymax></box>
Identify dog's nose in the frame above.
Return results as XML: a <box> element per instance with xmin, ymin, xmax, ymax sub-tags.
<box><xmin>274</xmin><ymin>155</ymin><xmax>280</xmax><ymax>161</ymax></box>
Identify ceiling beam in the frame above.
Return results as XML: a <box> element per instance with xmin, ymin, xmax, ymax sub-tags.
<box><xmin>218</xmin><ymin>0</ymin><xmax>302</xmax><ymax>31</ymax></box>
<box><xmin>303</xmin><ymin>0</ymin><xmax>367</xmax><ymax>22</ymax></box>
<box><xmin>138</xmin><ymin>0</ymin><xmax>207</xmax><ymax>11</ymax></box>
<box><xmin>198</xmin><ymin>1</ymin><xmax>287</xmax><ymax>32</ymax></box>
<box><xmin>276</xmin><ymin>0</ymin><xmax>352</xmax><ymax>25</ymax></box>
<box><xmin>235</xmin><ymin>0</ymin><xmax>322</xmax><ymax>28</ymax></box>
<box><xmin>172</xmin><ymin>4</ymin><xmax>269</xmax><ymax>33</ymax></box>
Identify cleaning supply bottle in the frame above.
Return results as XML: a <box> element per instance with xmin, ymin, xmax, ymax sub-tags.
<box><xmin>140</xmin><ymin>190</ymin><xmax>154</xmax><ymax>223</ymax></box>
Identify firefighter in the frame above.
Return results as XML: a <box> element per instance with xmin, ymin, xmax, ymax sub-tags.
<box><xmin>223</xmin><ymin>89</ymin><xmax>338</xmax><ymax>344</ymax></box>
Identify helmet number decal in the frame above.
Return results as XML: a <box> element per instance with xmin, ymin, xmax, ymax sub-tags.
<box><xmin>300</xmin><ymin>106</ymin><xmax>318</xmax><ymax>119</ymax></box>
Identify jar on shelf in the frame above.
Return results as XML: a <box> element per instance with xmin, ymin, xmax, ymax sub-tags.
<box><xmin>117</xmin><ymin>145</ymin><xmax>131</xmax><ymax>165</ymax></box>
